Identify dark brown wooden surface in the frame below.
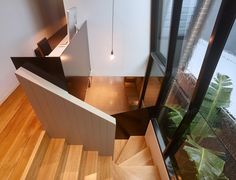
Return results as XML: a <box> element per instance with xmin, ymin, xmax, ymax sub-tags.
<box><xmin>48</xmin><ymin>25</ymin><xmax>67</xmax><ymax>49</ymax></box>
<box><xmin>67</xmin><ymin>76</ymin><xmax>90</xmax><ymax>101</ymax></box>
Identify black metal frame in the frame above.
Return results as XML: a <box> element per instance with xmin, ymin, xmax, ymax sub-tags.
<box><xmin>139</xmin><ymin>0</ymin><xmax>183</xmax><ymax>111</ymax></box>
<box><xmin>154</xmin><ymin>0</ymin><xmax>183</xmax><ymax>117</ymax></box>
<box><xmin>151</xmin><ymin>0</ymin><xmax>171</xmax><ymax>66</ymax></box>
<box><xmin>138</xmin><ymin>0</ymin><xmax>236</xmax><ymax>178</ymax></box>
<box><xmin>163</xmin><ymin>0</ymin><xmax>236</xmax><ymax>158</ymax></box>
<box><xmin>138</xmin><ymin>57</ymin><xmax>153</xmax><ymax>108</ymax></box>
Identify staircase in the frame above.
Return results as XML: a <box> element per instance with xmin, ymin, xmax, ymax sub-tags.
<box><xmin>21</xmin><ymin>131</ymin><xmax>160</xmax><ymax>180</ymax></box>
<box><xmin>113</xmin><ymin>136</ymin><xmax>160</xmax><ymax>180</ymax></box>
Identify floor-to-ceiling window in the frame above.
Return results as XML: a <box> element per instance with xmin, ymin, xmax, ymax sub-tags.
<box><xmin>143</xmin><ymin>0</ymin><xmax>236</xmax><ymax>179</ymax></box>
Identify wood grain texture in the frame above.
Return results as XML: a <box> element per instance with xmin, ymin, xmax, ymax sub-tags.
<box><xmin>21</xmin><ymin>131</ymin><xmax>50</xmax><ymax>180</ymax></box>
<box><xmin>61</xmin><ymin>145</ymin><xmax>83</xmax><ymax>180</ymax></box>
<box><xmin>120</xmin><ymin>147</ymin><xmax>153</xmax><ymax>166</ymax></box>
<box><xmin>116</xmin><ymin>136</ymin><xmax>146</xmax><ymax>164</ymax></box>
<box><xmin>97</xmin><ymin>156</ymin><xmax>112</xmax><ymax>180</ymax></box>
<box><xmin>0</xmin><ymin>86</ymin><xmax>42</xmax><ymax>179</ymax></box>
<box><xmin>0</xmin><ymin>86</ymin><xmax>26</xmax><ymax>133</ymax></box>
<box><xmin>79</xmin><ymin>151</ymin><xmax>98</xmax><ymax>179</ymax></box>
<box><xmin>113</xmin><ymin>164</ymin><xmax>160</xmax><ymax>180</ymax></box>
<box><xmin>36</xmin><ymin>139</ymin><xmax>67</xmax><ymax>180</ymax></box>
<box><xmin>8</xmin><ymin>128</ymin><xmax>42</xmax><ymax>179</ymax></box>
<box><xmin>145</xmin><ymin>121</ymin><xmax>169</xmax><ymax>180</ymax></box>
<box><xmin>113</xmin><ymin>140</ymin><xmax>128</xmax><ymax>162</ymax></box>
<box><xmin>116</xmin><ymin>166</ymin><xmax>160</xmax><ymax>180</ymax></box>
<box><xmin>15</xmin><ymin>67</ymin><xmax>116</xmax><ymax>155</ymax></box>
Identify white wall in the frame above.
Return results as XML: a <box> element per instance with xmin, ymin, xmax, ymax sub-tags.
<box><xmin>64</xmin><ymin>0</ymin><xmax>151</xmax><ymax>76</ymax></box>
<box><xmin>0</xmin><ymin>0</ymin><xmax>66</xmax><ymax>105</ymax></box>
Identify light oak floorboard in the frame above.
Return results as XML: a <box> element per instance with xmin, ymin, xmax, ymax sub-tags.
<box><xmin>8</xmin><ymin>126</ymin><xmax>42</xmax><ymax>179</ymax></box>
<box><xmin>0</xmin><ymin>103</ymin><xmax>41</xmax><ymax>179</ymax></box>
<box><xmin>0</xmin><ymin>86</ymin><xmax>43</xmax><ymax>179</ymax></box>
<box><xmin>61</xmin><ymin>145</ymin><xmax>83</xmax><ymax>180</ymax></box>
<box><xmin>0</xmin><ymin>86</ymin><xmax>26</xmax><ymax>133</ymax></box>
<box><xmin>97</xmin><ymin>156</ymin><xmax>112</xmax><ymax>180</ymax></box>
<box><xmin>36</xmin><ymin>139</ymin><xmax>66</xmax><ymax>180</ymax></box>
<box><xmin>79</xmin><ymin>151</ymin><xmax>98</xmax><ymax>179</ymax></box>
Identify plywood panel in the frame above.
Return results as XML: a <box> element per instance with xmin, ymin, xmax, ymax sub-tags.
<box><xmin>15</xmin><ymin>67</ymin><xmax>116</xmax><ymax>155</ymax></box>
<box><xmin>116</xmin><ymin>136</ymin><xmax>146</xmax><ymax>164</ymax></box>
<box><xmin>113</xmin><ymin>140</ymin><xmax>128</xmax><ymax>162</ymax></box>
<box><xmin>145</xmin><ymin>121</ymin><xmax>169</xmax><ymax>180</ymax></box>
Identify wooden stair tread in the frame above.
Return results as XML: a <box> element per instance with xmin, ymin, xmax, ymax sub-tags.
<box><xmin>113</xmin><ymin>139</ymin><xmax>128</xmax><ymax>162</ymax></box>
<box><xmin>112</xmin><ymin>163</ymin><xmax>137</xmax><ymax>180</ymax></box>
<box><xmin>113</xmin><ymin>165</ymin><xmax>160</xmax><ymax>180</ymax></box>
<box><xmin>84</xmin><ymin>173</ymin><xmax>97</xmax><ymax>180</ymax></box>
<box><xmin>61</xmin><ymin>145</ymin><xmax>83</xmax><ymax>180</ymax></box>
<box><xmin>8</xmin><ymin>127</ymin><xmax>42</xmax><ymax>179</ymax></box>
<box><xmin>36</xmin><ymin>138</ymin><xmax>66</xmax><ymax>179</ymax></box>
<box><xmin>79</xmin><ymin>151</ymin><xmax>98</xmax><ymax>179</ymax></box>
<box><xmin>120</xmin><ymin>147</ymin><xmax>153</xmax><ymax>166</ymax></box>
<box><xmin>21</xmin><ymin>131</ymin><xmax>50</xmax><ymax>180</ymax></box>
<box><xmin>116</xmin><ymin>136</ymin><xmax>146</xmax><ymax>164</ymax></box>
<box><xmin>97</xmin><ymin>156</ymin><xmax>112</xmax><ymax>180</ymax></box>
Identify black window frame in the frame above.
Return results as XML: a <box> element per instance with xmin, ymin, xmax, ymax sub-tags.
<box><xmin>142</xmin><ymin>0</ymin><xmax>236</xmax><ymax>178</ymax></box>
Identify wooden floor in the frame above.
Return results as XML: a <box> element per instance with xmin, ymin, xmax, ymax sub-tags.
<box><xmin>0</xmin><ymin>78</ymin><xmax>138</xmax><ymax>178</ymax></box>
<box><xmin>0</xmin><ymin>86</ymin><xmax>42</xmax><ymax>179</ymax></box>
<box><xmin>143</xmin><ymin>77</ymin><xmax>162</xmax><ymax>107</ymax></box>
<box><xmin>85</xmin><ymin>77</ymin><xmax>132</xmax><ymax>115</ymax></box>
<box><xmin>0</xmin><ymin>85</ymin><xmax>160</xmax><ymax>179</ymax></box>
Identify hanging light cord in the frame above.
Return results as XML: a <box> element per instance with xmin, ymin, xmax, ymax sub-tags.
<box><xmin>111</xmin><ymin>0</ymin><xmax>115</xmax><ymax>53</ymax></box>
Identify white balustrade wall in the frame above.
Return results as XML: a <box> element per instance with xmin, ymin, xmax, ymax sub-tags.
<box><xmin>15</xmin><ymin>67</ymin><xmax>116</xmax><ymax>156</ymax></box>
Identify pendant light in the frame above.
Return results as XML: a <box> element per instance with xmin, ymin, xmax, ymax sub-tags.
<box><xmin>110</xmin><ymin>0</ymin><xmax>115</xmax><ymax>60</ymax></box>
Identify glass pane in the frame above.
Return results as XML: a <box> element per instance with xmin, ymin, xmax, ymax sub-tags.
<box><xmin>169</xmin><ymin>113</ymin><xmax>236</xmax><ymax>179</ymax></box>
<box><xmin>161</xmin><ymin>0</ymin><xmax>222</xmax><ymax>141</ymax></box>
<box><xmin>158</xmin><ymin>0</ymin><xmax>173</xmax><ymax>58</ymax></box>
<box><xmin>199</xmin><ymin>21</ymin><xmax>236</xmax><ymax>121</ymax></box>
<box><xmin>168</xmin><ymin>20</ymin><xmax>236</xmax><ymax>180</ymax></box>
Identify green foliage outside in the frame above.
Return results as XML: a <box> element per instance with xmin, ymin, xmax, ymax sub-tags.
<box><xmin>167</xmin><ymin>73</ymin><xmax>233</xmax><ymax>179</ymax></box>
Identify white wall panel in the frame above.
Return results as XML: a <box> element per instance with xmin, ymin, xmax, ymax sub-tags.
<box><xmin>0</xmin><ymin>0</ymin><xmax>66</xmax><ymax>104</ymax></box>
<box><xmin>61</xmin><ymin>22</ymin><xmax>91</xmax><ymax>76</ymax></box>
<box><xmin>63</xmin><ymin>0</ymin><xmax>151</xmax><ymax>76</ymax></box>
